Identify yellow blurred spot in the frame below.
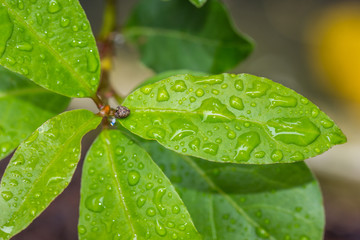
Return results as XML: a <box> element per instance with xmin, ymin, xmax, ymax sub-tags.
<box><xmin>101</xmin><ymin>57</ymin><xmax>112</xmax><ymax>71</ymax></box>
<box><xmin>308</xmin><ymin>4</ymin><xmax>360</xmax><ymax>104</ymax></box>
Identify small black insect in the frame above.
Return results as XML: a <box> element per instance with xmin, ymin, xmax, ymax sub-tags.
<box><xmin>114</xmin><ymin>106</ymin><xmax>130</xmax><ymax>119</ymax></box>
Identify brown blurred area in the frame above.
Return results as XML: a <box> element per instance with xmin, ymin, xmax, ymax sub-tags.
<box><xmin>1</xmin><ymin>0</ymin><xmax>360</xmax><ymax>239</ymax></box>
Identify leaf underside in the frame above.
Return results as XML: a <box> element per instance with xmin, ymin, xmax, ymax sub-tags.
<box><xmin>0</xmin><ymin>66</ymin><xmax>70</xmax><ymax>160</ymax></box>
<box><xmin>124</xmin><ymin>0</ymin><xmax>253</xmax><ymax>74</ymax></box>
<box><xmin>79</xmin><ymin>130</ymin><xmax>201</xmax><ymax>240</ymax></box>
<box><xmin>120</xmin><ymin>73</ymin><xmax>346</xmax><ymax>164</ymax></box>
<box><xmin>0</xmin><ymin>109</ymin><xmax>101</xmax><ymax>240</ymax></box>
<box><xmin>137</xmin><ymin>139</ymin><xmax>325</xmax><ymax>240</ymax></box>
<box><xmin>0</xmin><ymin>0</ymin><xmax>100</xmax><ymax>98</ymax></box>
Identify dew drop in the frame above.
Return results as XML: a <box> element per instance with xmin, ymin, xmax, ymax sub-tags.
<box><xmin>146</xmin><ymin>207</ymin><xmax>156</xmax><ymax>217</ymax></box>
<box><xmin>271</xmin><ymin>150</ymin><xmax>283</xmax><ymax>161</ymax></box>
<box><xmin>255</xmin><ymin>151</ymin><xmax>265</xmax><ymax>158</ymax></box>
<box><xmin>266</xmin><ymin>118</ymin><xmax>320</xmax><ymax>146</ymax></box>
<box><xmin>234</xmin><ymin>131</ymin><xmax>260</xmax><ymax>162</ymax></box>
<box><xmin>128</xmin><ymin>170</ymin><xmax>140</xmax><ymax>186</ymax></box>
<box><xmin>78</xmin><ymin>225</ymin><xmax>87</xmax><ymax>234</ymax></box>
<box><xmin>47</xmin><ymin>0</ymin><xmax>62</xmax><ymax>13</ymax></box>
<box><xmin>1</xmin><ymin>191</ymin><xmax>13</xmax><ymax>201</ymax></box>
<box><xmin>13</xmin><ymin>155</ymin><xmax>25</xmax><ymax>165</ymax></box>
<box><xmin>154</xmin><ymin>187</ymin><xmax>167</xmax><ymax>217</ymax></box>
<box><xmin>136</xmin><ymin>195</ymin><xmax>146</xmax><ymax>208</ymax></box>
<box><xmin>25</xmin><ymin>131</ymin><xmax>39</xmax><ymax>145</ymax></box>
<box><xmin>71</xmin><ymin>38</ymin><xmax>88</xmax><ymax>48</ymax></box>
<box><xmin>194</xmin><ymin>74</ymin><xmax>224</xmax><ymax>85</ymax></box>
<box><xmin>326</xmin><ymin>132</ymin><xmax>347</xmax><ymax>144</ymax></box>
<box><xmin>171</xmin><ymin>80</ymin><xmax>187</xmax><ymax>92</ymax></box>
<box><xmin>246</xmin><ymin>81</ymin><xmax>270</xmax><ymax>98</ymax></box>
<box><xmin>17</xmin><ymin>0</ymin><xmax>24</xmax><ymax>9</ymax></box>
<box><xmin>155</xmin><ymin>220</ymin><xmax>167</xmax><ymax>237</ymax></box>
<box><xmin>320</xmin><ymin>119</ymin><xmax>334</xmax><ymax>128</ymax></box>
<box><xmin>0</xmin><ymin>142</ymin><xmax>11</xmax><ymax>154</ymax></box>
<box><xmin>290</xmin><ymin>152</ymin><xmax>304</xmax><ymax>161</ymax></box>
<box><xmin>172</xmin><ymin>205</ymin><xmax>180</xmax><ymax>214</ymax></box>
<box><xmin>196</xmin><ymin>98</ymin><xmax>235</xmax><ymax>123</ymax></box>
<box><xmin>146</xmin><ymin>128</ymin><xmax>165</xmax><ymax>140</ymax></box>
<box><xmin>35</xmin><ymin>13</ymin><xmax>43</xmax><ymax>25</ymax></box>
<box><xmin>140</xmin><ymin>85</ymin><xmax>152</xmax><ymax>95</ymax></box>
<box><xmin>229</xmin><ymin>96</ymin><xmax>244</xmax><ymax>110</ymax></box>
<box><xmin>115</xmin><ymin>146</ymin><xmax>124</xmax><ymax>156</ymax></box>
<box><xmin>86</xmin><ymin>50</ymin><xmax>99</xmax><ymax>73</ymax></box>
<box><xmin>188</xmin><ymin>138</ymin><xmax>200</xmax><ymax>151</ymax></box>
<box><xmin>234</xmin><ymin>79</ymin><xmax>244</xmax><ymax>91</ymax></box>
<box><xmin>269</xmin><ymin>93</ymin><xmax>297</xmax><ymax>108</ymax></box>
<box><xmin>255</xmin><ymin>227</ymin><xmax>269</xmax><ymax>239</ymax></box>
<box><xmin>170</xmin><ymin>119</ymin><xmax>198</xmax><ymax>141</ymax></box>
<box><xmin>85</xmin><ymin>193</ymin><xmax>105</xmax><ymax>212</ymax></box>
<box><xmin>190</xmin><ymin>96</ymin><xmax>196</xmax><ymax>102</ymax></box>
<box><xmin>195</xmin><ymin>88</ymin><xmax>204</xmax><ymax>97</ymax></box>
<box><xmin>157</xmin><ymin>86</ymin><xmax>170</xmax><ymax>102</ymax></box>
<box><xmin>227</xmin><ymin>130</ymin><xmax>236</xmax><ymax>139</ymax></box>
<box><xmin>311</xmin><ymin>108</ymin><xmax>319</xmax><ymax>118</ymax></box>
<box><xmin>60</xmin><ymin>16</ymin><xmax>70</xmax><ymax>27</ymax></box>
<box><xmin>202</xmin><ymin>143</ymin><xmax>219</xmax><ymax>156</ymax></box>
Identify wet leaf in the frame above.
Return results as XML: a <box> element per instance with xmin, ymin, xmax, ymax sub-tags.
<box><xmin>0</xmin><ymin>0</ymin><xmax>100</xmax><ymax>98</ymax></box>
<box><xmin>189</xmin><ymin>0</ymin><xmax>208</xmax><ymax>8</ymax></box>
<box><xmin>120</xmin><ymin>73</ymin><xmax>346</xmax><ymax>164</ymax></box>
<box><xmin>124</xmin><ymin>0</ymin><xmax>253</xmax><ymax>74</ymax></box>
<box><xmin>0</xmin><ymin>109</ymin><xmax>101</xmax><ymax>240</ymax></box>
<box><xmin>138</xmin><ymin>139</ymin><xmax>325</xmax><ymax>240</ymax></box>
<box><xmin>78</xmin><ymin>130</ymin><xmax>201</xmax><ymax>240</ymax></box>
<box><xmin>0</xmin><ymin>66</ymin><xmax>70</xmax><ymax>160</ymax></box>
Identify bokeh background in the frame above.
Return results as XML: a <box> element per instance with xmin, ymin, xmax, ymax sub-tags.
<box><xmin>0</xmin><ymin>0</ymin><xmax>359</xmax><ymax>239</ymax></box>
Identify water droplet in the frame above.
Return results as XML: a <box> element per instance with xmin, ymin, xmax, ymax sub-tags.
<box><xmin>0</xmin><ymin>142</ymin><xmax>11</xmax><ymax>153</ymax></box>
<box><xmin>202</xmin><ymin>143</ymin><xmax>218</xmax><ymax>155</ymax></box>
<box><xmin>140</xmin><ymin>85</ymin><xmax>152</xmax><ymax>95</ymax></box>
<box><xmin>311</xmin><ymin>108</ymin><xmax>319</xmax><ymax>118</ymax></box>
<box><xmin>246</xmin><ymin>81</ymin><xmax>270</xmax><ymax>98</ymax></box>
<box><xmin>229</xmin><ymin>96</ymin><xmax>244</xmax><ymax>110</ymax></box>
<box><xmin>211</xmin><ymin>89</ymin><xmax>220</xmax><ymax>95</ymax></box>
<box><xmin>290</xmin><ymin>152</ymin><xmax>304</xmax><ymax>161</ymax></box>
<box><xmin>221</xmin><ymin>83</ymin><xmax>228</xmax><ymax>89</ymax></box>
<box><xmin>195</xmin><ymin>88</ymin><xmax>204</xmax><ymax>97</ymax></box>
<box><xmin>78</xmin><ymin>225</ymin><xmax>87</xmax><ymax>234</ymax></box>
<box><xmin>146</xmin><ymin>207</ymin><xmax>156</xmax><ymax>217</ymax></box>
<box><xmin>48</xmin><ymin>0</ymin><xmax>62</xmax><ymax>13</ymax></box>
<box><xmin>172</xmin><ymin>205</ymin><xmax>180</xmax><ymax>214</ymax></box>
<box><xmin>86</xmin><ymin>50</ymin><xmax>99</xmax><ymax>73</ymax></box>
<box><xmin>60</xmin><ymin>16</ymin><xmax>70</xmax><ymax>27</ymax></box>
<box><xmin>326</xmin><ymin>132</ymin><xmax>347</xmax><ymax>144</ymax></box>
<box><xmin>227</xmin><ymin>130</ymin><xmax>236</xmax><ymax>139</ymax></box>
<box><xmin>157</xmin><ymin>86</ymin><xmax>170</xmax><ymax>102</ymax></box>
<box><xmin>20</xmin><ymin>67</ymin><xmax>29</xmax><ymax>75</ymax></box>
<box><xmin>188</xmin><ymin>138</ymin><xmax>200</xmax><ymax>151</ymax></box>
<box><xmin>190</xmin><ymin>96</ymin><xmax>196</xmax><ymax>102</ymax></box>
<box><xmin>35</xmin><ymin>13</ymin><xmax>43</xmax><ymax>25</ymax></box>
<box><xmin>234</xmin><ymin>131</ymin><xmax>260</xmax><ymax>162</ymax></box>
<box><xmin>85</xmin><ymin>193</ymin><xmax>105</xmax><ymax>212</ymax></box>
<box><xmin>170</xmin><ymin>119</ymin><xmax>198</xmax><ymax>141</ymax></box>
<box><xmin>271</xmin><ymin>150</ymin><xmax>283</xmax><ymax>161</ymax></box>
<box><xmin>266</xmin><ymin>118</ymin><xmax>320</xmax><ymax>146</ymax></box>
<box><xmin>136</xmin><ymin>195</ymin><xmax>146</xmax><ymax>208</ymax></box>
<box><xmin>269</xmin><ymin>93</ymin><xmax>297</xmax><ymax>108</ymax></box>
<box><xmin>255</xmin><ymin>227</ymin><xmax>269</xmax><ymax>239</ymax></box>
<box><xmin>154</xmin><ymin>187</ymin><xmax>167</xmax><ymax>217</ymax></box>
<box><xmin>234</xmin><ymin>79</ymin><xmax>244</xmax><ymax>91</ymax></box>
<box><xmin>194</xmin><ymin>74</ymin><xmax>224</xmax><ymax>85</ymax></box>
<box><xmin>115</xmin><ymin>146</ymin><xmax>124</xmax><ymax>156</ymax></box>
<box><xmin>320</xmin><ymin>119</ymin><xmax>334</xmax><ymax>128</ymax></box>
<box><xmin>128</xmin><ymin>170</ymin><xmax>140</xmax><ymax>186</ymax></box>
<box><xmin>155</xmin><ymin>220</ymin><xmax>167</xmax><ymax>236</ymax></box>
<box><xmin>300</xmin><ymin>98</ymin><xmax>309</xmax><ymax>104</ymax></box>
<box><xmin>71</xmin><ymin>38</ymin><xmax>88</xmax><ymax>48</ymax></box>
<box><xmin>255</xmin><ymin>151</ymin><xmax>265</xmax><ymax>158</ymax></box>
<box><xmin>25</xmin><ymin>131</ymin><xmax>39</xmax><ymax>145</ymax></box>
<box><xmin>171</xmin><ymin>80</ymin><xmax>187</xmax><ymax>92</ymax></box>
<box><xmin>146</xmin><ymin>182</ymin><xmax>154</xmax><ymax>190</ymax></box>
<box><xmin>1</xmin><ymin>191</ymin><xmax>13</xmax><ymax>201</ymax></box>
<box><xmin>13</xmin><ymin>155</ymin><xmax>25</xmax><ymax>165</ymax></box>
<box><xmin>196</xmin><ymin>98</ymin><xmax>235</xmax><ymax>123</ymax></box>
<box><xmin>147</xmin><ymin>128</ymin><xmax>165</xmax><ymax>140</ymax></box>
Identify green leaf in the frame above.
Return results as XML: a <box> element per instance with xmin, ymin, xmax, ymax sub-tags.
<box><xmin>120</xmin><ymin>73</ymin><xmax>347</xmax><ymax>164</ymax></box>
<box><xmin>0</xmin><ymin>66</ymin><xmax>70</xmax><ymax>160</ymax></box>
<box><xmin>0</xmin><ymin>0</ymin><xmax>100</xmax><ymax>98</ymax></box>
<box><xmin>0</xmin><ymin>109</ymin><xmax>101</xmax><ymax>240</ymax></box>
<box><xmin>79</xmin><ymin>129</ymin><xmax>201</xmax><ymax>240</ymax></box>
<box><xmin>189</xmin><ymin>0</ymin><xmax>208</xmax><ymax>8</ymax></box>
<box><xmin>138</xmin><ymin>139</ymin><xmax>325</xmax><ymax>240</ymax></box>
<box><xmin>124</xmin><ymin>0</ymin><xmax>253</xmax><ymax>74</ymax></box>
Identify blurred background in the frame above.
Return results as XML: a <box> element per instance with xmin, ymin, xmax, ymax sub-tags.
<box><xmin>0</xmin><ymin>0</ymin><xmax>359</xmax><ymax>239</ymax></box>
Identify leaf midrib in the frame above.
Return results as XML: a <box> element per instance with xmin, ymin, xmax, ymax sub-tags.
<box><xmin>3</xmin><ymin>2</ymin><xmax>94</xmax><ymax>95</ymax></box>
<box><xmin>103</xmin><ymin>130</ymin><xmax>137</xmax><ymax>238</ymax></box>
<box><xmin>124</xmin><ymin>26</ymin><xmax>245</xmax><ymax>48</ymax></box>
<box><xmin>4</xmin><ymin>114</ymin><xmax>99</xmax><ymax>232</ymax></box>
<box><xmin>181</xmin><ymin>155</ymin><xmax>278</xmax><ymax>240</ymax></box>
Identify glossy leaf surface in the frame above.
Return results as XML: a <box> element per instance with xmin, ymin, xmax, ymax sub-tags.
<box><xmin>79</xmin><ymin>130</ymin><xmax>201</xmax><ymax>240</ymax></box>
<box><xmin>0</xmin><ymin>0</ymin><xmax>100</xmax><ymax>98</ymax></box>
<box><xmin>0</xmin><ymin>66</ymin><xmax>70</xmax><ymax>160</ymax></box>
<box><xmin>120</xmin><ymin>73</ymin><xmax>347</xmax><ymax>164</ymax></box>
<box><xmin>138</xmin><ymin>139</ymin><xmax>325</xmax><ymax>240</ymax></box>
<box><xmin>189</xmin><ymin>0</ymin><xmax>208</xmax><ymax>8</ymax></box>
<box><xmin>0</xmin><ymin>110</ymin><xmax>101</xmax><ymax>239</ymax></box>
<box><xmin>124</xmin><ymin>0</ymin><xmax>253</xmax><ymax>74</ymax></box>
